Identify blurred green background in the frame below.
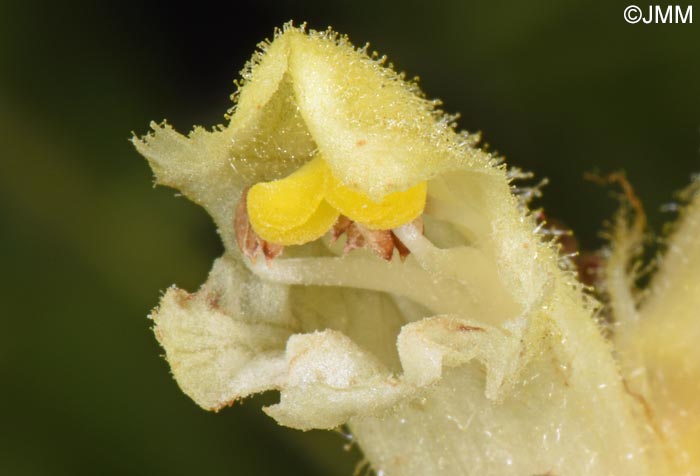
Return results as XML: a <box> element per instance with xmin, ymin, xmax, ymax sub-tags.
<box><xmin>1</xmin><ymin>0</ymin><xmax>698</xmax><ymax>474</ymax></box>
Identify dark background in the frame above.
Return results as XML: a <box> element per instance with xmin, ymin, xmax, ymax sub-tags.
<box><xmin>2</xmin><ymin>1</ymin><xmax>699</xmax><ymax>474</ymax></box>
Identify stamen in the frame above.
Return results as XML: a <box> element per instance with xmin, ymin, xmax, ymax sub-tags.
<box><xmin>235</xmin><ymin>189</ymin><xmax>285</xmax><ymax>262</ymax></box>
<box><xmin>331</xmin><ymin>215</ymin><xmax>417</xmax><ymax>261</ymax></box>
<box><xmin>394</xmin><ymin>222</ymin><xmax>521</xmax><ymax>321</ymax></box>
<box><xmin>344</xmin><ymin>223</ymin><xmax>395</xmax><ymax>261</ymax></box>
<box><xmin>246</xmin><ymin>255</ymin><xmax>475</xmax><ymax>316</ymax></box>
<box><xmin>331</xmin><ymin>215</ymin><xmax>353</xmax><ymax>242</ymax></box>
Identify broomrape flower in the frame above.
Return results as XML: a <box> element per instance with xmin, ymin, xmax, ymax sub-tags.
<box><xmin>134</xmin><ymin>23</ymin><xmax>699</xmax><ymax>476</ymax></box>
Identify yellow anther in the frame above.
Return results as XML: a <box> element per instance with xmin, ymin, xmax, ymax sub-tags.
<box><xmin>325</xmin><ymin>177</ymin><xmax>427</xmax><ymax>230</ymax></box>
<box><xmin>247</xmin><ymin>157</ymin><xmax>339</xmax><ymax>245</ymax></box>
<box><xmin>250</xmin><ymin>199</ymin><xmax>339</xmax><ymax>246</ymax></box>
<box><xmin>246</xmin><ymin>155</ymin><xmax>427</xmax><ymax>246</ymax></box>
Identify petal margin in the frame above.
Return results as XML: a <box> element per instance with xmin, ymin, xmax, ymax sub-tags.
<box><xmin>151</xmin><ymin>255</ymin><xmax>296</xmax><ymax>410</ymax></box>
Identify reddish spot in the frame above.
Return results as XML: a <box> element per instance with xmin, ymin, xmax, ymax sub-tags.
<box><xmin>288</xmin><ymin>348</ymin><xmax>311</xmax><ymax>369</ymax></box>
<box><xmin>457</xmin><ymin>324</ymin><xmax>485</xmax><ymax>332</ymax></box>
<box><xmin>356</xmin><ymin>139</ymin><xmax>367</xmax><ymax>147</ymax></box>
<box><xmin>206</xmin><ymin>291</ymin><xmax>221</xmax><ymax>309</ymax></box>
<box><xmin>174</xmin><ymin>290</ymin><xmax>194</xmax><ymax>306</ymax></box>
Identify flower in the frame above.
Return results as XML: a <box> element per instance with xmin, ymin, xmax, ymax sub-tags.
<box><xmin>134</xmin><ymin>23</ymin><xmax>697</xmax><ymax>476</ymax></box>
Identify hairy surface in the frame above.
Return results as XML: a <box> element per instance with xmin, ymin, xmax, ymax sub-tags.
<box><xmin>134</xmin><ymin>23</ymin><xmax>696</xmax><ymax>476</ymax></box>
